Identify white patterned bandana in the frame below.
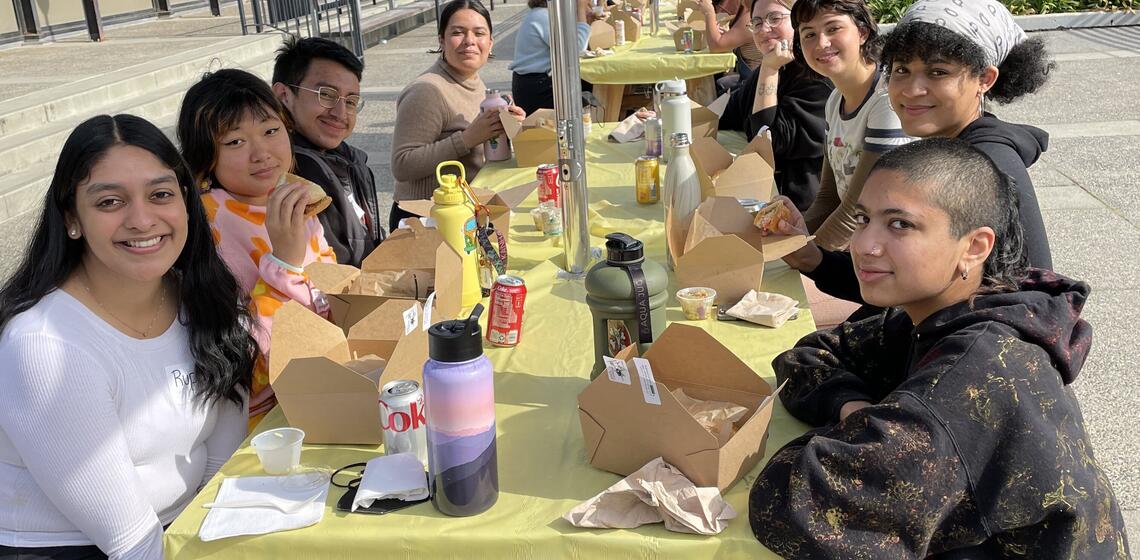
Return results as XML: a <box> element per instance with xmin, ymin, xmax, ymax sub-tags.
<box><xmin>899</xmin><ymin>0</ymin><xmax>1028</xmax><ymax>67</ymax></box>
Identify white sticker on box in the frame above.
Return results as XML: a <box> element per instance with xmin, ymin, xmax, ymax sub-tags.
<box><xmin>403</xmin><ymin>305</ymin><xmax>418</xmax><ymax>335</ymax></box>
<box><xmin>423</xmin><ymin>292</ymin><xmax>436</xmax><ymax>331</ymax></box>
<box><xmin>631</xmin><ymin>357</ymin><xmax>661</xmax><ymax>405</ymax></box>
<box><xmin>602</xmin><ymin>356</ymin><xmax>632</xmax><ymax>385</ymax></box>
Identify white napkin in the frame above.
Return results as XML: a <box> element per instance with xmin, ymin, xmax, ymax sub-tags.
<box><xmin>725</xmin><ymin>290</ymin><xmax>799</xmax><ymax>327</ymax></box>
<box><xmin>198</xmin><ymin>473</ymin><xmax>329</xmax><ymax>542</ymax></box>
<box><xmin>564</xmin><ymin>457</ymin><xmax>736</xmax><ymax>535</ymax></box>
<box><xmin>352</xmin><ymin>453</ymin><xmax>430</xmax><ymax>512</ymax></box>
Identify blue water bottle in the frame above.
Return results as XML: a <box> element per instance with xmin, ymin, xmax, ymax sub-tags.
<box><xmin>422</xmin><ymin>304</ymin><xmax>499</xmax><ymax>516</ymax></box>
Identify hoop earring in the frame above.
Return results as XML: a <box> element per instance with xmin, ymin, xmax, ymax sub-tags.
<box><xmin>961</xmin><ymin>268</ymin><xmax>969</xmax><ymax>281</ymax></box>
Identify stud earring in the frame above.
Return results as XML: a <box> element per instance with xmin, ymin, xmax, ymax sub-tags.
<box><xmin>961</xmin><ymin>268</ymin><xmax>969</xmax><ymax>280</ymax></box>
<box><xmin>68</xmin><ymin>228</ymin><xmax>78</xmax><ymax>239</ymax></box>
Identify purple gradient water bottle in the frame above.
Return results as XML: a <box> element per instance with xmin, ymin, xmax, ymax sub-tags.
<box><xmin>480</xmin><ymin>90</ymin><xmax>512</xmax><ymax>162</ymax></box>
<box><xmin>423</xmin><ymin>304</ymin><xmax>499</xmax><ymax>516</ymax></box>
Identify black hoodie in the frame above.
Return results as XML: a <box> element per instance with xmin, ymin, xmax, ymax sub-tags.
<box><xmin>804</xmin><ymin>114</ymin><xmax>1054</xmax><ymax>307</ymax></box>
<box><xmin>750</xmin><ymin>270</ymin><xmax>1130</xmax><ymax>558</ymax></box>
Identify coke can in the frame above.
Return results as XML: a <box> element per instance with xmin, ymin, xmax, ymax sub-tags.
<box><xmin>536</xmin><ymin>163</ymin><xmax>560</xmax><ymax>207</ymax></box>
<box><xmin>380</xmin><ymin>380</ymin><xmax>428</xmax><ymax>468</ymax></box>
<box><xmin>635</xmin><ymin>156</ymin><xmax>660</xmax><ymax>204</ymax></box>
<box><xmin>487</xmin><ymin>275</ymin><xmax>526</xmax><ymax>347</ymax></box>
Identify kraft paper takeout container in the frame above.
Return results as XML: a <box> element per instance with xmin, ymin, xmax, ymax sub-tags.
<box><xmin>671</xmin><ymin>196</ymin><xmax>809</xmax><ymax>306</ymax></box>
<box><xmin>611</xmin><ymin>9</ymin><xmax>643</xmax><ymax>42</ymax></box>
<box><xmin>589</xmin><ymin>20</ymin><xmax>616</xmax><ymax>50</ymax></box>
<box><xmin>577</xmin><ymin>323</ymin><xmax>784</xmax><ymax>491</ymax></box>
<box><xmin>689</xmin><ymin>134</ymin><xmax>777</xmax><ymax>202</ymax></box>
<box><xmin>268</xmin><ymin>299</ymin><xmax>437</xmax><ymax>444</ymax></box>
<box><xmin>306</xmin><ymin>219</ymin><xmax>464</xmax><ymax>325</ymax></box>
<box><xmin>398</xmin><ymin>182</ymin><xmax>536</xmax><ymax>235</ymax></box>
<box><xmin>498</xmin><ymin>108</ymin><xmax>560</xmax><ymax>169</ymax></box>
<box><xmin>670</xmin><ymin>25</ymin><xmax>707</xmax><ymax>52</ymax></box>
<box><xmin>690</xmin><ymin>95</ymin><xmax>729</xmax><ymax>141</ymax></box>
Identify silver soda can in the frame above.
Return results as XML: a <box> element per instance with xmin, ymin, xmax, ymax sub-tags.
<box><xmin>380</xmin><ymin>380</ymin><xmax>429</xmax><ymax>469</ymax></box>
<box><xmin>644</xmin><ymin>117</ymin><xmax>663</xmax><ymax>158</ymax></box>
<box><xmin>614</xmin><ymin>19</ymin><xmax>626</xmax><ymax>45</ymax></box>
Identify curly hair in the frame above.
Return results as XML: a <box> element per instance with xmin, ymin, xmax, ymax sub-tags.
<box><xmin>881</xmin><ymin>21</ymin><xmax>1054</xmax><ymax>104</ymax></box>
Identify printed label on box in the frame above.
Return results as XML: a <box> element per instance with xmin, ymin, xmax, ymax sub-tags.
<box><xmin>603</xmin><ymin>355</ymin><xmax>632</xmax><ymax>385</ymax></box>
<box><xmin>403</xmin><ymin>305</ymin><xmax>418</xmax><ymax>335</ymax></box>
<box><xmin>423</xmin><ymin>292</ymin><xmax>436</xmax><ymax>331</ymax></box>
<box><xmin>631</xmin><ymin>357</ymin><xmax>661</xmax><ymax>405</ymax></box>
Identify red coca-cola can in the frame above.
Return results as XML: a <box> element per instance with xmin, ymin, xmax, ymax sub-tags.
<box><xmin>487</xmin><ymin>275</ymin><xmax>526</xmax><ymax>347</ymax></box>
<box><xmin>536</xmin><ymin>164</ymin><xmax>560</xmax><ymax>207</ymax></box>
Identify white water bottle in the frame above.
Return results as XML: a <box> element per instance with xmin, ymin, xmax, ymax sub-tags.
<box><xmin>663</xmin><ymin>132</ymin><xmax>701</xmax><ymax>270</ymax></box>
<box><xmin>656</xmin><ymin>79</ymin><xmax>691</xmax><ymax>163</ymax></box>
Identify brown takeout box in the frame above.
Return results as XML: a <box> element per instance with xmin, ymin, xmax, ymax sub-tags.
<box><xmin>611</xmin><ymin>10</ymin><xmax>642</xmax><ymax>42</ymax></box>
<box><xmin>670</xmin><ymin>25</ymin><xmax>707</xmax><ymax>52</ymax></box>
<box><xmin>690</xmin><ymin>95</ymin><xmax>729</xmax><ymax>141</ymax></box>
<box><xmin>307</xmin><ymin>219</ymin><xmax>465</xmax><ymax>325</ymax></box>
<box><xmin>689</xmin><ymin>133</ymin><xmax>776</xmax><ymax>201</ymax></box>
<box><xmin>577</xmin><ymin>323</ymin><xmax>784</xmax><ymax>491</ymax></box>
<box><xmin>398</xmin><ymin>182</ymin><xmax>537</xmax><ymax>234</ymax></box>
<box><xmin>588</xmin><ymin>20</ymin><xmax>616</xmax><ymax>50</ymax></box>
<box><xmin>671</xmin><ymin>196</ymin><xmax>809</xmax><ymax>305</ymax></box>
<box><xmin>268</xmin><ymin>299</ymin><xmax>435</xmax><ymax>444</ymax></box>
<box><xmin>499</xmin><ymin>108</ymin><xmax>559</xmax><ymax>168</ymax></box>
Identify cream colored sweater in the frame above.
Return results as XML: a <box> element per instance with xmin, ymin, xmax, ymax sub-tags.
<box><xmin>391</xmin><ymin>58</ymin><xmax>487</xmax><ymax>201</ymax></box>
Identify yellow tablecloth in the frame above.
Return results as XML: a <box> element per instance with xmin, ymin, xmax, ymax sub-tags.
<box><xmin>579</xmin><ymin>28</ymin><xmax>737</xmax><ymax>84</ymax></box>
<box><xmin>163</xmin><ymin>129</ymin><xmax>815</xmax><ymax>558</ymax></box>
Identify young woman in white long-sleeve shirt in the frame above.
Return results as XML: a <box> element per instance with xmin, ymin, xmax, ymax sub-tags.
<box><xmin>0</xmin><ymin>114</ymin><xmax>258</xmax><ymax>560</ymax></box>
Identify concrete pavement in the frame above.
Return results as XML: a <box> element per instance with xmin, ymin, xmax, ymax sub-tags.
<box><xmin>0</xmin><ymin>5</ymin><xmax>1136</xmax><ymax>553</ymax></box>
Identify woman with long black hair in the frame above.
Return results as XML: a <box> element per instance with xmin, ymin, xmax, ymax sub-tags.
<box><xmin>0</xmin><ymin>114</ymin><xmax>257</xmax><ymax>559</ymax></box>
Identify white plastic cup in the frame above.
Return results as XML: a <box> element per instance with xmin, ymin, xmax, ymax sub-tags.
<box><xmin>251</xmin><ymin>427</ymin><xmax>305</xmax><ymax>475</ymax></box>
<box><xmin>677</xmin><ymin>287</ymin><xmax>717</xmax><ymax>320</ymax></box>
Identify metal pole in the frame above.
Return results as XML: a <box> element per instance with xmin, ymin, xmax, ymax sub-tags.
<box><xmin>549</xmin><ymin>0</ymin><xmax>589</xmax><ymax>274</ymax></box>
<box><xmin>152</xmin><ymin>0</ymin><xmax>172</xmax><ymax>17</ymax></box>
<box><xmin>348</xmin><ymin>0</ymin><xmax>365</xmax><ymax>57</ymax></box>
<box><xmin>209</xmin><ymin>0</ymin><xmax>221</xmax><ymax>16</ymax></box>
<box><xmin>236</xmin><ymin>0</ymin><xmax>248</xmax><ymax>34</ymax></box>
<box><xmin>252</xmin><ymin>0</ymin><xmax>265</xmax><ymax>32</ymax></box>
<box><xmin>12</xmin><ymin>0</ymin><xmax>41</xmax><ymax>42</ymax></box>
<box><xmin>81</xmin><ymin>0</ymin><xmax>104</xmax><ymax>41</ymax></box>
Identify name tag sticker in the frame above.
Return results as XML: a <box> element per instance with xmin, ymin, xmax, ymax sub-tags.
<box><xmin>603</xmin><ymin>356</ymin><xmax>632</xmax><ymax>385</ymax></box>
<box><xmin>165</xmin><ymin>363</ymin><xmax>196</xmax><ymax>391</ymax></box>
<box><xmin>631</xmin><ymin>357</ymin><xmax>661</xmax><ymax>405</ymax></box>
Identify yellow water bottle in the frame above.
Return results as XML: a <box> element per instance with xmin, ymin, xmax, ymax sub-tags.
<box><xmin>433</xmin><ymin>161</ymin><xmax>482</xmax><ymax>310</ymax></box>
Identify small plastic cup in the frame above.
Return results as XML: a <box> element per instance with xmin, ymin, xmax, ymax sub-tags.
<box><xmin>677</xmin><ymin>287</ymin><xmax>717</xmax><ymax>320</ymax></box>
<box><xmin>251</xmin><ymin>427</ymin><xmax>305</xmax><ymax>475</ymax></box>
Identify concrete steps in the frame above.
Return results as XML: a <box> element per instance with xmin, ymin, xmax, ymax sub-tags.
<box><xmin>0</xmin><ymin>32</ymin><xmax>284</xmax><ymax>225</ymax></box>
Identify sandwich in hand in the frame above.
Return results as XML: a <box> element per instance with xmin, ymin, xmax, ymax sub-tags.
<box><xmin>753</xmin><ymin>200</ymin><xmax>791</xmax><ymax>234</ymax></box>
<box><xmin>278</xmin><ymin>173</ymin><xmax>332</xmax><ymax>218</ymax></box>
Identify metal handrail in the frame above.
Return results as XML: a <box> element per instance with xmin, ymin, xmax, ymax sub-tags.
<box><xmin>236</xmin><ymin>0</ymin><xmax>367</xmax><ymax>57</ymax></box>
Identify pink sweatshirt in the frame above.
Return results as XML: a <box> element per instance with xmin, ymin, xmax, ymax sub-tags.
<box><xmin>202</xmin><ymin>188</ymin><xmax>337</xmax><ymax>423</ymax></box>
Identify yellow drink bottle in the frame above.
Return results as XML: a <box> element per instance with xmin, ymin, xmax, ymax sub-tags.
<box><xmin>432</xmin><ymin>161</ymin><xmax>482</xmax><ymax>311</ymax></box>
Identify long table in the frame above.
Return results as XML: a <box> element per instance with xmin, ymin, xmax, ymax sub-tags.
<box><xmin>163</xmin><ymin>129</ymin><xmax>816</xmax><ymax>558</ymax></box>
<box><xmin>580</xmin><ymin>28</ymin><xmax>736</xmax><ymax>121</ymax></box>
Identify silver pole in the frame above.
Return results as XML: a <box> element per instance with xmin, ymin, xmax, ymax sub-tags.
<box><xmin>549</xmin><ymin>0</ymin><xmax>590</xmax><ymax>274</ymax></box>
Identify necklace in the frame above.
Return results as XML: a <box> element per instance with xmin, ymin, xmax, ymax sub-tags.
<box><xmin>80</xmin><ymin>267</ymin><xmax>168</xmax><ymax>338</ymax></box>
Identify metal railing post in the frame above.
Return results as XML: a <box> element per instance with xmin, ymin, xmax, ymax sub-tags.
<box><xmin>152</xmin><ymin>0</ymin><xmax>172</xmax><ymax>17</ymax></box>
<box><xmin>209</xmin><ymin>0</ymin><xmax>221</xmax><ymax>16</ymax></box>
<box><xmin>81</xmin><ymin>0</ymin><xmax>105</xmax><ymax>41</ymax></box>
<box><xmin>12</xmin><ymin>0</ymin><xmax>41</xmax><ymax>42</ymax></box>
<box><xmin>236</xmin><ymin>0</ymin><xmax>249</xmax><ymax>34</ymax></box>
<box><xmin>348</xmin><ymin>0</ymin><xmax>365</xmax><ymax>57</ymax></box>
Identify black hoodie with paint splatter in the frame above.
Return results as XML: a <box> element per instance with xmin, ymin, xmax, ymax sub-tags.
<box><xmin>750</xmin><ymin>270</ymin><xmax>1130</xmax><ymax>558</ymax></box>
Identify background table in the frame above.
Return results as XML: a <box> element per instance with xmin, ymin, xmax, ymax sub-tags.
<box><xmin>163</xmin><ymin>129</ymin><xmax>817</xmax><ymax>558</ymax></box>
<box><xmin>580</xmin><ymin>28</ymin><xmax>736</xmax><ymax>121</ymax></box>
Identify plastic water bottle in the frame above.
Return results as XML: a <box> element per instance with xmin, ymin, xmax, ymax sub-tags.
<box><xmin>423</xmin><ymin>304</ymin><xmax>498</xmax><ymax>516</ymax></box>
<box><xmin>480</xmin><ymin>90</ymin><xmax>512</xmax><ymax>162</ymax></box>
<box><xmin>656</xmin><ymin>79</ymin><xmax>690</xmax><ymax>163</ymax></box>
<box><xmin>432</xmin><ymin>162</ymin><xmax>482</xmax><ymax>309</ymax></box>
<box><xmin>585</xmin><ymin>234</ymin><xmax>668</xmax><ymax>378</ymax></box>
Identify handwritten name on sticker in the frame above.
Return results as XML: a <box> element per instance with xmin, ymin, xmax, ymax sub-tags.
<box><xmin>165</xmin><ymin>364</ymin><xmax>197</xmax><ymax>390</ymax></box>
<box><xmin>603</xmin><ymin>355</ymin><xmax>632</xmax><ymax>385</ymax></box>
<box><xmin>631</xmin><ymin>357</ymin><xmax>661</xmax><ymax>405</ymax></box>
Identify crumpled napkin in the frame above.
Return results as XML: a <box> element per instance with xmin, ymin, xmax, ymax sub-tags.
<box><xmin>672</xmin><ymin>388</ymin><xmax>749</xmax><ymax>446</ymax></box>
<box><xmin>198</xmin><ymin>473</ymin><xmax>329</xmax><ymax>541</ymax></box>
<box><xmin>563</xmin><ymin>457</ymin><xmax>736</xmax><ymax>535</ymax></box>
<box><xmin>352</xmin><ymin>453</ymin><xmax>429</xmax><ymax>512</ymax></box>
<box><xmin>580</xmin><ymin>48</ymin><xmax>615</xmax><ymax>58</ymax></box>
<box><xmin>726</xmin><ymin>290</ymin><xmax>799</xmax><ymax>327</ymax></box>
<box><xmin>608</xmin><ymin>112</ymin><xmax>645</xmax><ymax>143</ymax></box>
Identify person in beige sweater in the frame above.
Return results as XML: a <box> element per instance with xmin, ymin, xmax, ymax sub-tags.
<box><xmin>390</xmin><ymin>0</ymin><xmax>525</xmax><ymax>230</ymax></box>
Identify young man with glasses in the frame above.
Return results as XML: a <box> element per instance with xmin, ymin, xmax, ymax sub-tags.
<box><xmin>272</xmin><ymin>36</ymin><xmax>384</xmax><ymax>267</ymax></box>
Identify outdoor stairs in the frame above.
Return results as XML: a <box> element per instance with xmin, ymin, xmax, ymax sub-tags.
<box><xmin>0</xmin><ymin>32</ymin><xmax>285</xmax><ymax>280</ymax></box>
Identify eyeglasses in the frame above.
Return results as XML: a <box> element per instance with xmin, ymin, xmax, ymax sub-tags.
<box><xmin>289</xmin><ymin>84</ymin><xmax>365</xmax><ymax>114</ymax></box>
<box><xmin>749</xmin><ymin>12</ymin><xmax>789</xmax><ymax>32</ymax></box>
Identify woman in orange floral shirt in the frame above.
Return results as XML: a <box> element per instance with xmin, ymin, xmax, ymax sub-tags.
<box><xmin>177</xmin><ymin>69</ymin><xmax>337</xmax><ymax>426</ymax></box>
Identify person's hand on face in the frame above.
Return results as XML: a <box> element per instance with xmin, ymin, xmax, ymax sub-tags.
<box><xmin>265</xmin><ymin>181</ymin><xmax>311</xmax><ymax>268</ymax></box>
<box><xmin>761</xmin><ymin>38</ymin><xmax>795</xmax><ymax>70</ymax></box>
<box><xmin>751</xmin><ymin>0</ymin><xmax>794</xmax><ymax>65</ymax></box>
<box><xmin>462</xmin><ymin>109</ymin><xmax>507</xmax><ymax>150</ymax></box>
